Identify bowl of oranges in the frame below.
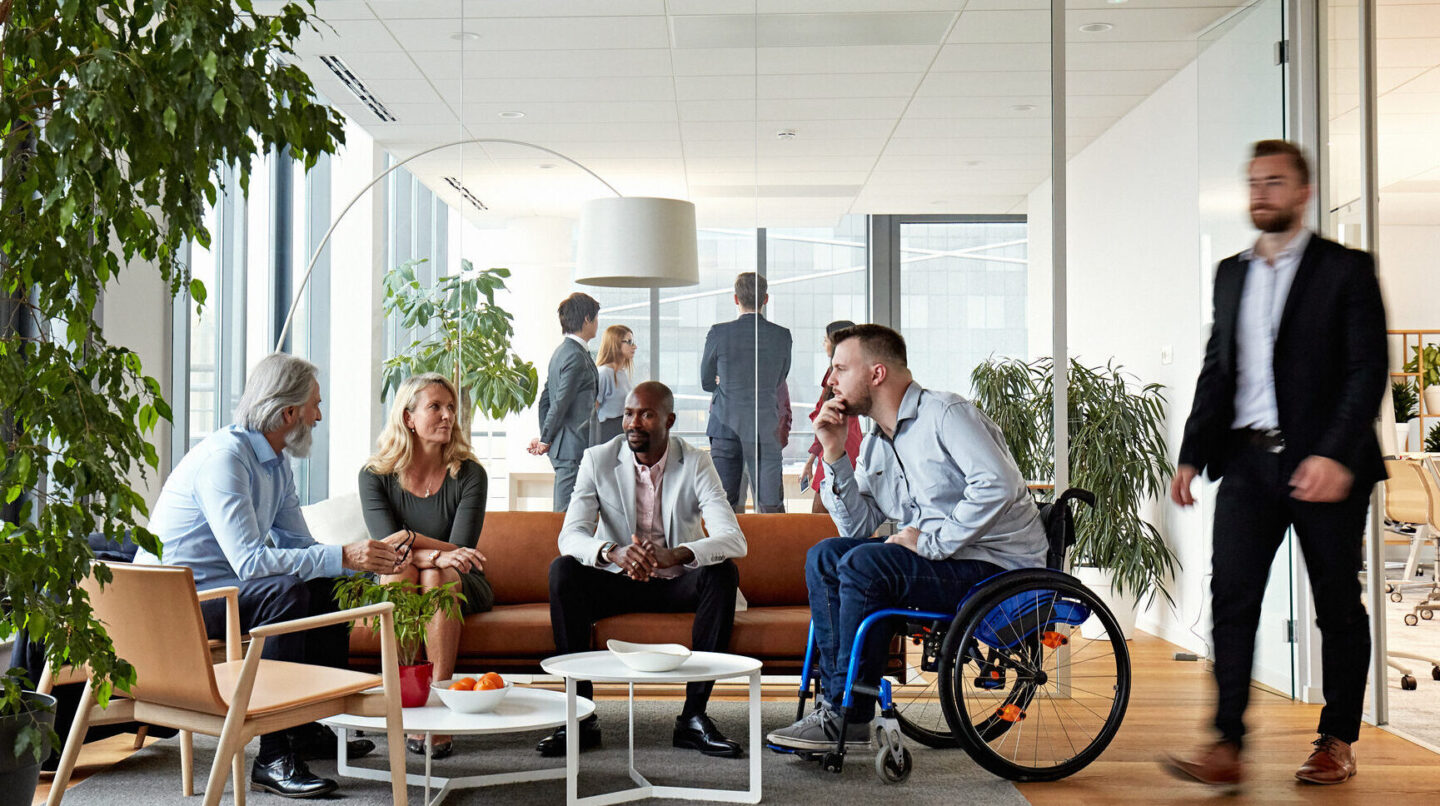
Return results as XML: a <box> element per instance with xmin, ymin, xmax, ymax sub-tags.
<box><xmin>432</xmin><ymin>672</ymin><xmax>511</xmax><ymax>714</ymax></box>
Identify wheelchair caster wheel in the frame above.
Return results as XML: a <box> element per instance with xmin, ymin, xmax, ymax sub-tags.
<box><xmin>1405</xmin><ymin>614</ymin><xmax>1419</xmax><ymax>626</ymax></box>
<box><xmin>875</xmin><ymin>747</ymin><xmax>913</xmax><ymax>784</ymax></box>
<box><xmin>1401</xmin><ymin>675</ymin><xmax>1417</xmax><ymax>691</ymax></box>
<box><xmin>822</xmin><ymin>752</ymin><xmax>844</xmax><ymax>773</ymax></box>
<box><xmin>1431</xmin><ymin>665</ymin><xmax>1440</xmax><ymax>681</ymax></box>
<box><xmin>1422</xmin><ymin>609</ymin><xmax>1434</xmax><ymax>620</ymax></box>
<box><xmin>1390</xmin><ymin>592</ymin><xmax>1403</xmax><ymax>603</ymax></box>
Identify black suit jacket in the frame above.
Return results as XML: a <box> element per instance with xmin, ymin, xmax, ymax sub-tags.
<box><xmin>1178</xmin><ymin>234</ymin><xmax>1388</xmax><ymax>487</ymax></box>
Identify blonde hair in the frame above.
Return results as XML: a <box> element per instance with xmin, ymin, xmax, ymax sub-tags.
<box><xmin>595</xmin><ymin>325</ymin><xmax>634</xmax><ymax>373</ymax></box>
<box><xmin>365</xmin><ymin>373</ymin><xmax>477</xmax><ymax>477</ymax></box>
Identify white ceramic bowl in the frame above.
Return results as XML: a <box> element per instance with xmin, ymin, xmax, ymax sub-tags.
<box><xmin>606</xmin><ymin>639</ymin><xmax>692</xmax><ymax>672</ymax></box>
<box><xmin>431</xmin><ymin>678</ymin><xmax>512</xmax><ymax>714</ymax></box>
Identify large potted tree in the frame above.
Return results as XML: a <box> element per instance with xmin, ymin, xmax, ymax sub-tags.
<box><xmin>972</xmin><ymin>357</ymin><xmax>1178</xmax><ymax>637</ymax></box>
<box><xmin>0</xmin><ymin>2</ymin><xmax>344</xmax><ymax>802</ymax></box>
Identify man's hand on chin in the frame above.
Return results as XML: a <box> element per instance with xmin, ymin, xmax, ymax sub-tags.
<box><xmin>884</xmin><ymin>526</ymin><xmax>922</xmax><ymax>554</ymax></box>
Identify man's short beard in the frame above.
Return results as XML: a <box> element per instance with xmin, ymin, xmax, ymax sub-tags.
<box><xmin>1251</xmin><ymin>207</ymin><xmax>1294</xmax><ymax>234</ymax></box>
<box><xmin>285</xmin><ymin>422</ymin><xmax>314</xmax><ymax>458</ymax></box>
<box><xmin>626</xmin><ymin>431</ymin><xmax>650</xmax><ymax>454</ymax></box>
<box><xmin>842</xmin><ymin>387</ymin><xmax>873</xmax><ymax>418</ymax></box>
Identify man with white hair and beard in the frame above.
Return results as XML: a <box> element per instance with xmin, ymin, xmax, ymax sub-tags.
<box><xmin>138</xmin><ymin>353</ymin><xmax>401</xmax><ymax>799</ymax></box>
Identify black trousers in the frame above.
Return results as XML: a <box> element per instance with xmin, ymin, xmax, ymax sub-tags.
<box><xmin>1210</xmin><ymin>443</ymin><xmax>1371</xmax><ymax>747</ymax></box>
<box><xmin>549</xmin><ymin>556</ymin><xmax>739</xmax><ymax>716</ymax></box>
<box><xmin>200</xmin><ymin>575</ymin><xmax>349</xmax><ymax>763</ymax></box>
<box><xmin>709</xmin><ymin>422</ymin><xmax>785</xmax><ymax>513</ymax></box>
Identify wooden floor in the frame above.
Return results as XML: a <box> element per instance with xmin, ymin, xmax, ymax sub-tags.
<box><xmin>35</xmin><ymin>633</ymin><xmax>1439</xmax><ymax>805</ymax></box>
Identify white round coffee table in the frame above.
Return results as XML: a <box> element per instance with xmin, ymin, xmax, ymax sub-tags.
<box><xmin>540</xmin><ymin>651</ymin><xmax>762</xmax><ymax>805</ymax></box>
<box><xmin>322</xmin><ymin>686</ymin><xmax>595</xmax><ymax>806</ymax></box>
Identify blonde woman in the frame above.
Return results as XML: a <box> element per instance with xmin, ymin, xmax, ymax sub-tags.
<box><xmin>593</xmin><ymin>324</ymin><xmax>637</xmax><ymax>443</ymax></box>
<box><xmin>360</xmin><ymin>373</ymin><xmax>492</xmax><ymax>759</ymax></box>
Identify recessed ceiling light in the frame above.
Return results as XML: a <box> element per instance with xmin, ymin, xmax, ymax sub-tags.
<box><xmin>776</xmin><ymin>129</ymin><xmax>798</xmax><ymax>140</ymax></box>
<box><xmin>930</xmin><ymin>200</ymin><xmax>947</xmax><ymax>206</ymax></box>
<box><xmin>1079</xmin><ymin>22</ymin><xmax>1114</xmax><ymax>33</ymax></box>
<box><xmin>451</xmin><ymin>31</ymin><xmax>480</xmax><ymax>42</ymax></box>
<box><xmin>1010</xmin><ymin>104</ymin><xmax>1037</xmax><ymax>112</ymax></box>
<box><xmin>1106</xmin><ymin>0</ymin><xmax>1128</xmax><ymax>4</ymax></box>
<box><xmin>963</xmin><ymin>160</ymin><xmax>982</xmax><ymax>167</ymax></box>
<box><xmin>537</xmin><ymin>163</ymin><xmax>557</xmax><ymax>170</ymax></box>
<box><xmin>497</xmin><ymin>111</ymin><xmax>525</xmax><ymax>119</ymax></box>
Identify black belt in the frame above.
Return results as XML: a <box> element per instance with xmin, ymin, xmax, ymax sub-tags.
<box><xmin>1233</xmin><ymin>428</ymin><xmax>1285</xmax><ymax>454</ymax></box>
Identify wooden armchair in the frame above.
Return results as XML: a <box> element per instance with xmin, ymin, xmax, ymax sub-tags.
<box><xmin>46</xmin><ymin>564</ymin><xmax>407</xmax><ymax>806</ymax></box>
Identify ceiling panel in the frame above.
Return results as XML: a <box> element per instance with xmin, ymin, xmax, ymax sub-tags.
<box><xmin>385</xmin><ymin>17</ymin><xmax>672</xmax><ymax>52</ymax></box>
<box><xmin>410</xmin><ymin>49</ymin><xmax>675</xmax><ymax>80</ymax></box>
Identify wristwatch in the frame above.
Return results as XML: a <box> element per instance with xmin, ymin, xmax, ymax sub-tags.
<box><xmin>599</xmin><ymin>542</ymin><xmax>618</xmax><ymax>565</ymax></box>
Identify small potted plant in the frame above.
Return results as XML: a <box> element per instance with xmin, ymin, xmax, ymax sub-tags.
<box><xmin>1393</xmin><ymin>381</ymin><xmax>1419</xmax><ymax>451</ymax></box>
<box><xmin>1427</xmin><ymin>422</ymin><xmax>1440</xmax><ymax>455</ymax></box>
<box><xmin>1404</xmin><ymin>344</ymin><xmax>1440</xmax><ymax>416</ymax></box>
<box><xmin>334</xmin><ymin>576</ymin><xmax>464</xmax><ymax>707</ymax></box>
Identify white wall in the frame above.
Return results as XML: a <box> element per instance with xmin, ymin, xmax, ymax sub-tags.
<box><xmin>1377</xmin><ymin>225</ymin><xmax>1440</xmax><ymax>332</ymax></box>
<box><xmin>103</xmin><ymin>260</ymin><xmax>174</xmax><ymax>518</ymax></box>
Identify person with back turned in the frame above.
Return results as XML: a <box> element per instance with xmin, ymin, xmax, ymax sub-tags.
<box><xmin>1162</xmin><ymin>140</ymin><xmax>1387</xmax><ymax>788</ymax></box>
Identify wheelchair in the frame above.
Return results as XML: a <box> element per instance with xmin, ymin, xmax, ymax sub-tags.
<box><xmin>770</xmin><ymin>488</ymin><xmax>1132</xmax><ymax>784</ymax></box>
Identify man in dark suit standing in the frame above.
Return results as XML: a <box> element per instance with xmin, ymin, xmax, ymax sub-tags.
<box><xmin>1163</xmin><ymin>141</ymin><xmax>1387</xmax><ymax>788</ymax></box>
<box><xmin>530</xmin><ymin>292</ymin><xmax>601</xmax><ymax>511</ymax></box>
<box><xmin>702</xmin><ymin>272</ymin><xmax>793</xmax><ymax>513</ymax></box>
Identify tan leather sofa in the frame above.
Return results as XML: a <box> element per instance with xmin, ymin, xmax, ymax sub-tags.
<box><xmin>351</xmin><ymin>511</ymin><xmax>838</xmax><ymax>674</ymax></box>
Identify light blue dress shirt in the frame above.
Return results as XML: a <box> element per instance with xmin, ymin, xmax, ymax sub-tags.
<box><xmin>821</xmin><ymin>382</ymin><xmax>1048</xmax><ymax>571</ymax></box>
<box><xmin>135</xmin><ymin>425</ymin><xmax>343</xmax><ymax>588</ymax></box>
<box><xmin>1231</xmin><ymin>229</ymin><xmax>1309</xmax><ymax>430</ymax></box>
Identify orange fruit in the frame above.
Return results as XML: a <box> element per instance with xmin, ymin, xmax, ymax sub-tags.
<box><xmin>477</xmin><ymin>672</ymin><xmax>505</xmax><ymax>691</ymax></box>
<box><xmin>449</xmin><ymin>677</ymin><xmax>476</xmax><ymax>691</ymax></box>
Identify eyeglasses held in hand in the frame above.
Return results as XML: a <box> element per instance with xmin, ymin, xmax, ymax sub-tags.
<box><xmin>393</xmin><ymin>528</ymin><xmax>417</xmax><ymax>570</ymax></box>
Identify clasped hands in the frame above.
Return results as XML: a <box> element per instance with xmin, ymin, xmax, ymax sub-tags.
<box><xmin>611</xmin><ymin>538</ymin><xmax>692</xmax><ymax>581</ymax></box>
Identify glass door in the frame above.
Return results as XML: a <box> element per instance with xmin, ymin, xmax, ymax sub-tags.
<box><xmin>1195</xmin><ymin>0</ymin><xmax>1294</xmax><ymax>698</ymax></box>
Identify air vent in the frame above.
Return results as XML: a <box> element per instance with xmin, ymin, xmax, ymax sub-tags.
<box><xmin>318</xmin><ymin>55</ymin><xmax>397</xmax><ymax>122</ymax></box>
<box><xmin>444</xmin><ymin>177</ymin><xmax>488</xmax><ymax>212</ymax></box>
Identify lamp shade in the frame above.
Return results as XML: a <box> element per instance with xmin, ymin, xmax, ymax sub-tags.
<box><xmin>575</xmin><ymin>197</ymin><xmax>699</xmax><ymax>288</ymax></box>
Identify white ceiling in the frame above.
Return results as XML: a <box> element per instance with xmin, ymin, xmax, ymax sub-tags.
<box><xmin>264</xmin><ymin>0</ymin><xmax>1440</xmax><ymax>229</ymax></box>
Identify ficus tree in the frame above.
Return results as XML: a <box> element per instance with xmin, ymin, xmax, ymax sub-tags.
<box><xmin>1</xmin><ymin>0</ymin><xmax>344</xmax><ymax>759</ymax></box>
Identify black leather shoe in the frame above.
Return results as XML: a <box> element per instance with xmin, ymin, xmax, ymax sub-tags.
<box><xmin>536</xmin><ymin>716</ymin><xmax>602</xmax><ymax>757</ymax></box>
<box><xmin>250</xmin><ymin>754</ymin><xmax>339</xmax><ymax>799</ymax></box>
<box><xmin>292</xmin><ymin>723</ymin><xmax>375</xmax><ymax>761</ymax></box>
<box><xmin>673</xmin><ymin>713</ymin><xmax>742</xmax><ymax>758</ymax></box>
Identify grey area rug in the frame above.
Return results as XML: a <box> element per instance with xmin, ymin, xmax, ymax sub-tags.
<box><xmin>59</xmin><ymin>700</ymin><xmax>1026</xmax><ymax>805</ymax></box>
<box><xmin>1381</xmin><ymin>572</ymin><xmax>1440</xmax><ymax>749</ymax></box>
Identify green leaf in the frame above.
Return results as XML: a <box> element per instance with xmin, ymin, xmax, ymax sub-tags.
<box><xmin>211</xmin><ymin>88</ymin><xmax>228</xmax><ymax>116</ymax></box>
<box><xmin>202</xmin><ymin>52</ymin><xmax>219</xmax><ymax>81</ymax></box>
<box><xmin>163</xmin><ymin>107</ymin><xmax>177</xmax><ymax>135</ymax></box>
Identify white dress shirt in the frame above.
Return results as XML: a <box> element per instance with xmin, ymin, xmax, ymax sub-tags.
<box><xmin>1231</xmin><ymin>229</ymin><xmax>1310</xmax><ymax>430</ymax></box>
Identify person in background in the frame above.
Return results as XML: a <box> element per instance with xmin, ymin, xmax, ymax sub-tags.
<box><xmin>594</xmin><ymin>324</ymin><xmax>637</xmax><ymax>444</ymax></box>
<box><xmin>702</xmin><ymin>271</ymin><xmax>793</xmax><ymax>513</ymax></box>
<box><xmin>530</xmin><ymin>292</ymin><xmax>601</xmax><ymax>511</ymax></box>
<box><xmin>359</xmin><ymin>373</ymin><xmax>493</xmax><ymax>760</ymax></box>
<box><xmin>799</xmin><ymin>320</ymin><xmax>863</xmax><ymax>514</ymax></box>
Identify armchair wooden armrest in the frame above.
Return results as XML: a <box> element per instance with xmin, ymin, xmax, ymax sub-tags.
<box><xmin>247</xmin><ymin>602</ymin><xmax>393</xmax><ymax>638</ymax></box>
<box><xmin>195</xmin><ymin>587</ymin><xmax>241</xmax><ymax>661</ymax></box>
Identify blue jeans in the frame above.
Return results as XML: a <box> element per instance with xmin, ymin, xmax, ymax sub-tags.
<box><xmin>805</xmin><ymin>537</ymin><xmax>1002</xmax><ymax>723</ymax></box>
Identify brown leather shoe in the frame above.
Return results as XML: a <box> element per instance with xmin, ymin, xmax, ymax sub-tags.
<box><xmin>1295</xmin><ymin>735</ymin><xmax>1356</xmax><ymax>785</ymax></box>
<box><xmin>1160</xmin><ymin>741</ymin><xmax>1243</xmax><ymax>789</ymax></box>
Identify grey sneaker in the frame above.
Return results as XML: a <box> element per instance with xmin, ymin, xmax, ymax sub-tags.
<box><xmin>767</xmin><ymin>705</ymin><xmax>872</xmax><ymax>751</ymax></box>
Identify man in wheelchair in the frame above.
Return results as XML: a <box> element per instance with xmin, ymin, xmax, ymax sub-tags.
<box><xmin>767</xmin><ymin>324</ymin><xmax>1049</xmax><ymax>751</ymax></box>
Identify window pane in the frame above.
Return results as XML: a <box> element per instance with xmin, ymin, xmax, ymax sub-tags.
<box><xmin>899</xmin><ymin>220</ymin><xmax>1029</xmax><ymax>398</ymax></box>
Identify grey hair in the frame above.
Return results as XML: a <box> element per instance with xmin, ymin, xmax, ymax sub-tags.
<box><xmin>233</xmin><ymin>353</ymin><xmax>319</xmax><ymax>434</ymax></box>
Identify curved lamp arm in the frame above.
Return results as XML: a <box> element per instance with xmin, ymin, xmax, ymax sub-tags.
<box><xmin>274</xmin><ymin>137</ymin><xmax>623</xmax><ymax>351</ymax></box>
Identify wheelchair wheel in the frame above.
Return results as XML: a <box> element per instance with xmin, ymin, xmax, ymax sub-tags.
<box><xmin>891</xmin><ymin>620</ymin><xmax>959</xmax><ymax>748</ymax></box>
<box><xmin>939</xmin><ymin>569</ymin><xmax>1131</xmax><ymax>782</ymax></box>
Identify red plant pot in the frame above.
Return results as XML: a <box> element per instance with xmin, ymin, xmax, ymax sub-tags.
<box><xmin>398</xmin><ymin>662</ymin><xmax>433</xmax><ymax>708</ymax></box>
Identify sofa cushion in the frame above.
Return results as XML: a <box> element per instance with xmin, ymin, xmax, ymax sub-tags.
<box><xmin>456</xmin><ymin>603</ymin><xmax>557</xmax><ymax>657</ymax></box>
<box><xmin>476</xmin><ymin>511</ymin><xmax>564</xmax><ymax>604</ymax></box>
<box><xmin>732</xmin><ymin>514</ymin><xmax>837</xmax><ymax>607</ymax></box>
